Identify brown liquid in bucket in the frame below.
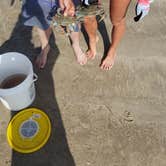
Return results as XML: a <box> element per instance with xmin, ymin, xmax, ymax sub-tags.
<box><xmin>0</xmin><ymin>74</ymin><xmax>27</xmax><ymax>89</ymax></box>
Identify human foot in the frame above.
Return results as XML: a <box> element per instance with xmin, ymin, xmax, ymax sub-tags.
<box><xmin>35</xmin><ymin>44</ymin><xmax>50</xmax><ymax>69</ymax></box>
<box><xmin>72</xmin><ymin>43</ymin><xmax>87</xmax><ymax>65</ymax></box>
<box><xmin>76</xmin><ymin>52</ymin><xmax>87</xmax><ymax>65</ymax></box>
<box><xmin>86</xmin><ymin>36</ymin><xmax>99</xmax><ymax>60</ymax></box>
<box><xmin>100</xmin><ymin>48</ymin><xmax>116</xmax><ymax>70</ymax></box>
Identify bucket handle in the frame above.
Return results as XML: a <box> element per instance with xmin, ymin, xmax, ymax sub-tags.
<box><xmin>33</xmin><ymin>73</ymin><xmax>38</xmax><ymax>82</ymax></box>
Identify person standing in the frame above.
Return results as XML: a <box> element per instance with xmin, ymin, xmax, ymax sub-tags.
<box><xmin>21</xmin><ymin>0</ymin><xmax>87</xmax><ymax>68</ymax></box>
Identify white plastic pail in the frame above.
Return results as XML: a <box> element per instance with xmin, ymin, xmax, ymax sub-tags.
<box><xmin>0</xmin><ymin>52</ymin><xmax>38</xmax><ymax>111</ymax></box>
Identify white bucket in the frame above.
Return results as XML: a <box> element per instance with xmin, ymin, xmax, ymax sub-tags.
<box><xmin>0</xmin><ymin>52</ymin><xmax>38</xmax><ymax>111</ymax></box>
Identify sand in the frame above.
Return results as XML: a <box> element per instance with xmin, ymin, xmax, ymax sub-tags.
<box><xmin>0</xmin><ymin>0</ymin><xmax>166</xmax><ymax>166</ymax></box>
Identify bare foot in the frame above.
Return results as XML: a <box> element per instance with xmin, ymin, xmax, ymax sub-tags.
<box><xmin>100</xmin><ymin>48</ymin><xmax>116</xmax><ymax>70</ymax></box>
<box><xmin>76</xmin><ymin>52</ymin><xmax>87</xmax><ymax>65</ymax></box>
<box><xmin>35</xmin><ymin>44</ymin><xmax>50</xmax><ymax>69</ymax></box>
<box><xmin>72</xmin><ymin>43</ymin><xmax>87</xmax><ymax>65</ymax></box>
<box><xmin>86</xmin><ymin>36</ymin><xmax>99</xmax><ymax>60</ymax></box>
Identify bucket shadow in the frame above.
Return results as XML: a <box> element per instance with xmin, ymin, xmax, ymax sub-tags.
<box><xmin>81</xmin><ymin>17</ymin><xmax>111</xmax><ymax>60</ymax></box>
<box><xmin>0</xmin><ymin>4</ymin><xmax>75</xmax><ymax>166</ymax></box>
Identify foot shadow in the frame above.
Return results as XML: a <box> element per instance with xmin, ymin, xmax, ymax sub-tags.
<box><xmin>0</xmin><ymin>9</ymin><xmax>75</xmax><ymax>166</ymax></box>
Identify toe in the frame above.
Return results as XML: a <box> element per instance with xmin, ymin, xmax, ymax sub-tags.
<box><xmin>40</xmin><ymin>62</ymin><xmax>45</xmax><ymax>69</ymax></box>
<box><xmin>104</xmin><ymin>65</ymin><xmax>109</xmax><ymax>70</ymax></box>
<box><xmin>108</xmin><ymin>64</ymin><xmax>113</xmax><ymax>70</ymax></box>
<box><xmin>106</xmin><ymin>63</ymin><xmax>112</xmax><ymax>70</ymax></box>
<box><xmin>86</xmin><ymin>51</ymin><xmax>91</xmax><ymax>58</ymax></box>
<box><xmin>77</xmin><ymin>57</ymin><xmax>87</xmax><ymax>66</ymax></box>
<box><xmin>86</xmin><ymin>50</ymin><xmax>95</xmax><ymax>60</ymax></box>
<box><xmin>100</xmin><ymin>62</ymin><xmax>105</xmax><ymax>69</ymax></box>
<box><xmin>100</xmin><ymin>63</ymin><xmax>103</xmax><ymax>69</ymax></box>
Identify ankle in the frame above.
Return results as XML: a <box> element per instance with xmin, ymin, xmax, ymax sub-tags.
<box><xmin>107</xmin><ymin>47</ymin><xmax>116</xmax><ymax>57</ymax></box>
<box><xmin>109</xmin><ymin>46</ymin><xmax>116</xmax><ymax>52</ymax></box>
<box><xmin>72</xmin><ymin>42</ymin><xmax>77</xmax><ymax>47</ymax></box>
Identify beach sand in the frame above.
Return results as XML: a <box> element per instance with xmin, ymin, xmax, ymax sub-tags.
<box><xmin>0</xmin><ymin>1</ymin><xmax>166</xmax><ymax>166</ymax></box>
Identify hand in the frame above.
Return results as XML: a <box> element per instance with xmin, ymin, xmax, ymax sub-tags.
<box><xmin>134</xmin><ymin>0</ymin><xmax>153</xmax><ymax>22</ymax></box>
<box><xmin>59</xmin><ymin>0</ymin><xmax>75</xmax><ymax>16</ymax></box>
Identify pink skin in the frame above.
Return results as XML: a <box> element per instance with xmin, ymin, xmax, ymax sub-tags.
<box><xmin>70</xmin><ymin>31</ymin><xmax>87</xmax><ymax>65</ymax></box>
<box><xmin>59</xmin><ymin>0</ymin><xmax>75</xmax><ymax>16</ymax></box>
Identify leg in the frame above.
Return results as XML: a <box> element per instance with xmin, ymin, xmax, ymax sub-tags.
<box><xmin>35</xmin><ymin>27</ymin><xmax>52</xmax><ymax>68</ymax></box>
<box><xmin>83</xmin><ymin>16</ymin><xmax>98</xmax><ymax>59</ymax></box>
<box><xmin>70</xmin><ymin>30</ymin><xmax>87</xmax><ymax>65</ymax></box>
<box><xmin>100</xmin><ymin>0</ymin><xmax>131</xmax><ymax>70</ymax></box>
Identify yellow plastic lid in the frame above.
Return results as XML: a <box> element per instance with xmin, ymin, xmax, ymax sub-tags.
<box><xmin>7</xmin><ymin>108</ymin><xmax>51</xmax><ymax>153</ymax></box>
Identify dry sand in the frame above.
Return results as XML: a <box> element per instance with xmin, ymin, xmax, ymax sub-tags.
<box><xmin>0</xmin><ymin>1</ymin><xmax>166</xmax><ymax>166</ymax></box>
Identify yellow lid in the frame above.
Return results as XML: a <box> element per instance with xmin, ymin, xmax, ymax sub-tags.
<box><xmin>7</xmin><ymin>108</ymin><xmax>51</xmax><ymax>153</ymax></box>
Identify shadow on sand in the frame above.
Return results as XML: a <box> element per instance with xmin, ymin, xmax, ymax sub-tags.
<box><xmin>0</xmin><ymin>4</ymin><xmax>75</xmax><ymax>166</ymax></box>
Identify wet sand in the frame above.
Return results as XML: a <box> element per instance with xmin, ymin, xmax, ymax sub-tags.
<box><xmin>0</xmin><ymin>1</ymin><xmax>166</xmax><ymax>166</ymax></box>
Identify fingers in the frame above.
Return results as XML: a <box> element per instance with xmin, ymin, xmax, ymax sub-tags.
<box><xmin>60</xmin><ymin>0</ymin><xmax>75</xmax><ymax>16</ymax></box>
<box><xmin>64</xmin><ymin>2</ymin><xmax>75</xmax><ymax>16</ymax></box>
<box><xmin>98</xmin><ymin>0</ymin><xmax>101</xmax><ymax>5</ymax></box>
<box><xmin>35</xmin><ymin>58</ymin><xmax>45</xmax><ymax>69</ymax></box>
<box><xmin>59</xmin><ymin>0</ymin><xmax>65</xmax><ymax>10</ymax></box>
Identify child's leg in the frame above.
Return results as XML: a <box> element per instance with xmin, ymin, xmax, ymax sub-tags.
<box><xmin>36</xmin><ymin>27</ymin><xmax>52</xmax><ymax>68</ymax></box>
<box><xmin>69</xmin><ymin>24</ymin><xmax>87</xmax><ymax>65</ymax></box>
<box><xmin>70</xmin><ymin>31</ymin><xmax>87</xmax><ymax>65</ymax></box>
<box><xmin>100</xmin><ymin>0</ymin><xmax>131</xmax><ymax>70</ymax></box>
<box><xmin>83</xmin><ymin>16</ymin><xmax>98</xmax><ymax>59</ymax></box>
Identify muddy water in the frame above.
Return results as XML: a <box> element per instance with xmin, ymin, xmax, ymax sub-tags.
<box><xmin>0</xmin><ymin>74</ymin><xmax>27</xmax><ymax>89</ymax></box>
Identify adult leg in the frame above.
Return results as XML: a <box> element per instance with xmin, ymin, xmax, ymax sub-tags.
<box><xmin>100</xmin><ymin>0</ymin><xmax>131</xmax><ymax>70</ymax></box>
<box><xmin>36</xmin><ymin>27</ymin><xmax>52</xmax><ymax>68</ymax></box>
<box><xmin>83</xmin><ymin>16</ymin><xmax>98</xmax><ymax>59</ymax></box>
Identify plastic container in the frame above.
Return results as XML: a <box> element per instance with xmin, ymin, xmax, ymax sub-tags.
<box><xmin>0</xmin><ymin>52</ymin><xmax>37</xmax><ymax>111</ymax></box>
<box><xmin>7</xmin><ymin>108</ymin><xmax>51</xmax><ymax>153</ymax></box>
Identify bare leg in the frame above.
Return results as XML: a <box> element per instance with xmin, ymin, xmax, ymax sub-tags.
<box><xmin>83</xmin><ymin>16</ymin><xmax>98</xmax><ymax>60</ymax></box>
<box><xmin>35</xmin><ymin>27</ymin><xmax>52</xmax><ymax>68</ymax></box>
<box><xmin>100</xmin><ymin>0</ymin><xmax>131</xmax><ymax>70</ymax></box>
<box><xmin>70</xmin><ymin>31</ymin><xmax>87</xmax><ymax>65</ymax></box>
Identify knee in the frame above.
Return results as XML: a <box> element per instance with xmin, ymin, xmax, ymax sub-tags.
<box><xmin>111</xmin><ymin>17</ymin><xmax>126</xmax><ymax>27</ymax></box>
<box><xmin>84</xmin><ymin>16</ymin><xmax>96</xmax><ymax>24</ymax></box>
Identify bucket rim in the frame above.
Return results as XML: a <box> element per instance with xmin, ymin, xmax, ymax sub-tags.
<box><xmin>0</xmin><ymin>52</ymin><xmax>34</xmax><ymax>94</ymax></box>
<box><xmin>0</xmin><ymin>52</ymin><xmax>31</xmax><ymax>59</ymax></box>
<box><xmin>0</xmin><ymin>52</ymin><xmax>33</xmax><ymax>71</ymax></box>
